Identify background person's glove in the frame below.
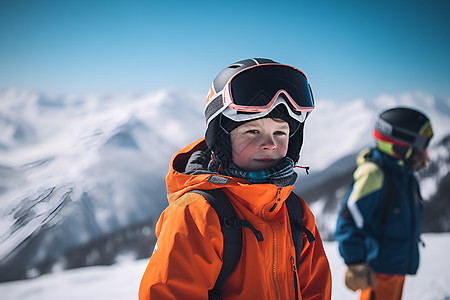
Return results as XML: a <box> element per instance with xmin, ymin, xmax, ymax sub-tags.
<box><xmin>345</xmin><ymin>263</ymin><xmax>377</xmax><ymax>291</ymax></box>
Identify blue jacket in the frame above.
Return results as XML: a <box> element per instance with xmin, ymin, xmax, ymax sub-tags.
<box><xmin>335</xmin><ymin>148</ymin><xmax>423</xmax><ymax>275</ymax></box>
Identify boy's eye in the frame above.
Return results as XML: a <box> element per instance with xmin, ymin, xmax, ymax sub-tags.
<box><xmin>246</xmin><ymin>129</ymin><xmax>260</xmax><ymax>134</ymax></box>
<box><xmin>274</xmin><ymin>130</ymin><xmax>288</xmax><ymax>136</ymax></box>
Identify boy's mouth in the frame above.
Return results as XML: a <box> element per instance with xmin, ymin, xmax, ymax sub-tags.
<box><xmin>254</xmin><ymin>158</ymin><xmax>277</xmax><ymax>164</ymax></box>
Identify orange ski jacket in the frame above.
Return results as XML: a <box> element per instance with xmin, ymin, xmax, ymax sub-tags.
<box><xmin>139</xmin><ymin>138</ymin><xmax>332</xmax><ymax>300</ymax></box>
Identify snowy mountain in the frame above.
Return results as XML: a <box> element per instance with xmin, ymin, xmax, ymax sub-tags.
<box><xmin>0</xmin><ymin>89</ymin><xmax>205</xmax><ymax>281</ymax></box>
<box><xmin>0</xmin><ymin>89</ymin><xmax>449</xmax><ymax>282</ymax></box>
<box><xmin>300</xmin><ymin>91</ymin><xmax>450</xmax><ymax>171</ymax></box>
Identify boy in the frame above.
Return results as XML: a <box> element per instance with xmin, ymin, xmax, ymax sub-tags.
<box><xmin>335</xmin><ymin>107</ymin><xmax>433</xmax><ymax>300</ymax></box>
<box><xmin>139</xmin><ymin>58</ymin><xmax>332</xmax><ymax>299</ymax></box>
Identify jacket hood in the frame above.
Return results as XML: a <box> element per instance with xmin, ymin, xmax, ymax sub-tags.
<box><xmin>166</xmin><ymin>138</ymin><xmax>295</xmax><ymax>217</ymax></box>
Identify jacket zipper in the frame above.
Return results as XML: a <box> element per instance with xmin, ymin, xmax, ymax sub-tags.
<box><xmin>408</xmin><ymin>176</ymin><xmax>417</xmax><ymax>273</ymax></box>
<box><xmin>269</xmin><ymin>188</ymin><xmax>283</xmax><ymax>212</ymax></box>
<box><xmin>261</xmin><ymin>187</ymin><xmax>283</xmax><ymax>300</ymax></box>
<box><xmin>290</xmin><ymin>256</ymin><xmax>299</xmax><ymax>300</ymax></box>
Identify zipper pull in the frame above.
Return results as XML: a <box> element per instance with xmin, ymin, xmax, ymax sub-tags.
<box><xmin>290</xmin><ymin>256</ymin><xmax>297</xmax><ymax>272</ymax></box>
<box><xmin>269</xmin><ymin>188</ymin><xmax>283</xmax><ymax>212</ymax></box>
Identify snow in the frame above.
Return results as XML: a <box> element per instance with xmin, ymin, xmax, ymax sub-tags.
<box><xmin>0</xmin><ymin>233</ymin><xmax>448</xmax><ymax>299</ymax></box>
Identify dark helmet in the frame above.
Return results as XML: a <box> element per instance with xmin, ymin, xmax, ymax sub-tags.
<box><xmin>204</xmin><ymin>58</ymin><xmax>314</xmax><ymax>167</ymax></box>
<box><xmin>373</xmin><ymin>107</ymin><xmax>433</xmax><ymax>161</ymax></box>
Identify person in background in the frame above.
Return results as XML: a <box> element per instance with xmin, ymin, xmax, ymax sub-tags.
<box><xmin>335</xmin><ymin>107</ymin><xmax>433</xmax><ymax>300</ymax></box>
<box><xmin>139</xmin><ymin>58</ymin><xmax>332</xmax><ymax>299</ymax></box>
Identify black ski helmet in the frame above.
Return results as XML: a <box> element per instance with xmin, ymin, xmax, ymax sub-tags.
<box><xmin>373</xmin><ymin>107</ymin><xmax>433</xmax><ymax>159</ymax></box>
<box><xmin>204</xmin><ymin>58</ymin><xmax>313</xmax><ymax>167</ymax></box>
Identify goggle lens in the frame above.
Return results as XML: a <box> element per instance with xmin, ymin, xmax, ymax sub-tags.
<box><xmin>229</xmin><ymin>64</ymin><xmax>314</xmax><ymax>110</ymax></box>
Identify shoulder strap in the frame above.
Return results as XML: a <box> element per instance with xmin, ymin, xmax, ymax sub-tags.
<box><xmin>285</xmin><ymin>192</ymin><xmax>315</xmax><ymax>269</ymax></box>
<box><xmin>187</xmin><ymin>189</ymin><xmax>262</xmax><ymax>300</ymax></box>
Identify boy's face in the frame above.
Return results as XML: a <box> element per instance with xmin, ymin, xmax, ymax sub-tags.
<box><xmin>230</xmin><ymin>118</ymin><xmax>289</xmax><ymax>171</ymax></box>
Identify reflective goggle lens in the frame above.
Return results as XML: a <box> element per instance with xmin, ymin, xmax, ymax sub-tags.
<box><xmin>229</xmin><ymin>64</ymin><xmax>314</xmax><ymax>110</ymax></box>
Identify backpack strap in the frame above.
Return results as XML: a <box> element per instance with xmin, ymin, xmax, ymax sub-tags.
<box><xmin>285</xmin><ymin>192</ymin><xmax>315</xmax><ymax>269</ymax></box>
<box><xmin>187</xmin><ymin>189</ymin><xmax>263</xmax><ymax>300</ymax></box>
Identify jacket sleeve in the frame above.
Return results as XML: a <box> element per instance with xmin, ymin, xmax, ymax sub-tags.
<box><xmin>334</xmin><ymin>162</ymin><xmax>384</xmax><ymax>265</ymax></box>
<box><xmin>139</xmin><ymin>193</ymin><xmax>223</xmax><ymax>300</ymax></box>
<box><xmin>297</xmin><ymin>197</ymin><xmax>332</xmax><ymax>300</ymax></box>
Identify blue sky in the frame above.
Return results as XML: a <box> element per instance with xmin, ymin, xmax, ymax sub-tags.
<box><xmin>1</xmin><ymin>0</ymin><xmax>449</xmax><ymax>102</ymax></box>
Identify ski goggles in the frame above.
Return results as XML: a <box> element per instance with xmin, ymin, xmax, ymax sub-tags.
<box><xmin>205</xmin><ymin>63</ymin><xmax>315</xmax><ymax>125</ymax></box>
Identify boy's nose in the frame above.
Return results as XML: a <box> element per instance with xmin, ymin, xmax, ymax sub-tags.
<box><xmin>261</xmin><ymin>136</ymin><xmax>276</xmax><ymax>151</ymax></box>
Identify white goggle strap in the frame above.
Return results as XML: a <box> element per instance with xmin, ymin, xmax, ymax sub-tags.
<box><xmin>205</xmin><ymin>92</ymin><xmax>227</xmax><ymax>126</ymax></box>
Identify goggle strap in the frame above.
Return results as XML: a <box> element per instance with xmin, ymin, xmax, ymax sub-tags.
<box><xmin>375</xmin><ymin>118</ymin><xmax>430</xmax><ymax>149</ymax></box>
<box><xmin>205</xmin><ymin>94</ymin><xmax>225</xmax><ymax>124</ymax></box>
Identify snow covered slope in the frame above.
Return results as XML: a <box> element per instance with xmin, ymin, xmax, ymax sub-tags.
<box><xmin>0</xmin><ymin>233</ymin><xmax>448</xmax><ymax>300</ymax></box>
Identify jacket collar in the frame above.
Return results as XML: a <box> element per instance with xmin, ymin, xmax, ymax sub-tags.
<box><xmin>360</xmin><ymin>148</ymin><xmax>413</xmax><ymax>177</ymax></box>
<box><xmin>166</xmin><ymin>138</ymin><xmax>295</xmax><ymax>217</ymax></box>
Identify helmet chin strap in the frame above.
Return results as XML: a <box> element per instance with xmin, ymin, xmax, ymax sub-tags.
<box><xmin>219</xmin><ymin>114</ymin><xmax>231</xmax><ymax>135</ymax></box>
<box><xmin>290</xmin><ymin>122</ymin><xmax>301</xmax><ymax>138</ymax></box>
